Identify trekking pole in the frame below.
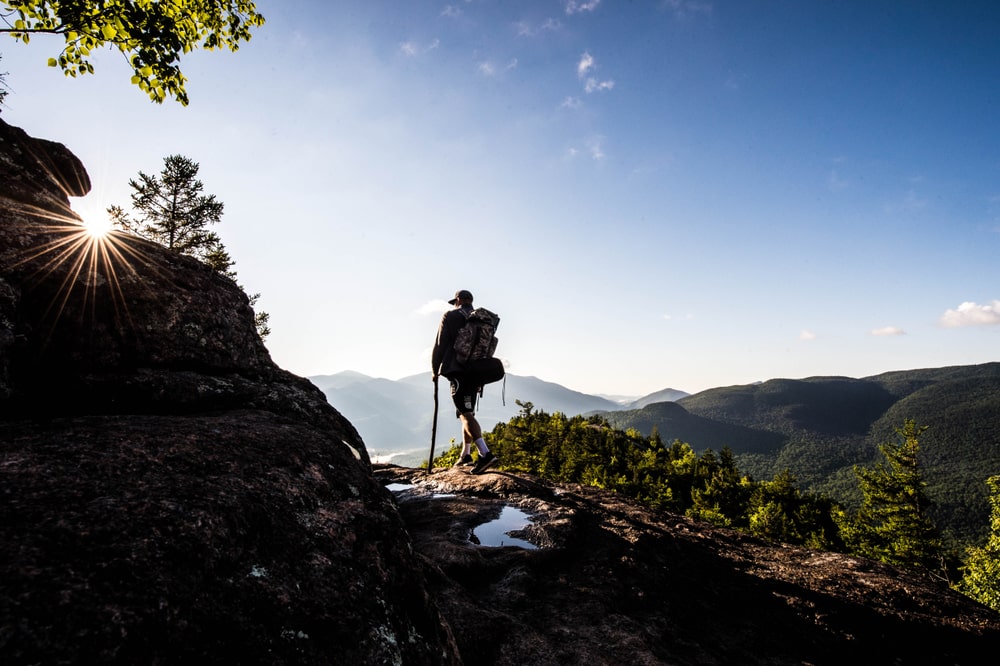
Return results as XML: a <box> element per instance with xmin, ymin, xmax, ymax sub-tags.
<box><xmin>427</xmin><ymin>376</ymin><xmax>439</xmax><ymax>475</ymax></box>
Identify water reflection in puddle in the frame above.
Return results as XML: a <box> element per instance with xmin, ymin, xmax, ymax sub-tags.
<box><xmin>472</xmin><ymin>506</ymin><xmax>537</xmax><ymax>550</ymax></box>
<box><xmin>385</xmin><ymin>483</ymin><xmax>454</xmax><ymax>499</ymax></box>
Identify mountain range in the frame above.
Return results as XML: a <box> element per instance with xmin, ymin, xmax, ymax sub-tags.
<box><xmin>309</xmin><ymin>371</ymin><xmax>688</xmax><ymax>464</ymax></box>
<box><xmin>312</xmin><ymin>363</ymin><xmax>1000</xmax><ymax>544</ymax></box>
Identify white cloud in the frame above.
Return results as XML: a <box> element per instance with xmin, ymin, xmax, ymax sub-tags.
<box><xmin>799</xmin><ymin>330</ymin><xmax>817</xmax><ymax>341</ymax></box>
<box><xmin>577</xmin><ymin>52</ymin><xmax>614</xmax><ymax>93</ymax></box>
<box><xmin>939</xmin><ymin>300</ymin><xmax>1000</xmax><ymax>328</ymax></box>
<box><xmin>399</xmin><ymin>39</ymin><xmax>439</xmax><ymax>57</ymax></box>
<box><xmin>871</xmin><ymin>326</ymin><xmax>906</xmax><ymax>337</ymax></box>
<box><xmin>884</xmin><ymin>188</ymin><xmax>928</xmax><ymax>214</ymax></box>
<box><xmin>417</xmin><ymin>300</ymin><xmax>450</xmax><ymax>316</ymax></box>
<box><xmin>561</xmin><ymin>96</ymin><xmax>583</xmax><ymax>109</ymax></box>
<box><xmin>516</xmin><ymin>18</ymin><xmax>561</xmax><ymax>37</ymax></box>
<box><xmin>586</xmin><ymin>136</ymin><xmax>605</xmax><ymax>160</ymax></box>
<box><xmin>441</xmin><ymin>5</ymin><xmax>462</xmax><ymax>18</ymax></box>
<box><xmin>477</xmin><ymin>59</ymin><xmax>517</xmax><ymax>77</ymax></box>
<box><xmin>566</xmin><ymin>0</ymin><xmax>601</xmax><ymax>15</ymax></box>
<box><xmin>661</xmin><ymin>0</ymin><xmax>713</xmax><ymax>17</ymax></box>
<box><xmin>827</xmin><ymin>168</ymin><xmax>848</xmax><ymax>192</ymax></box>
<box><xmin>584</xmin><ymin>77</ymin><xmax>615</xmax><ymax>93</ymax></box>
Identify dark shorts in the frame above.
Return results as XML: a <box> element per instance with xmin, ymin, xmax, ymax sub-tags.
<box><xmin>449</xmin><ymin>374</ymin><xmax>480</xmax><ymax>417</ymax></box>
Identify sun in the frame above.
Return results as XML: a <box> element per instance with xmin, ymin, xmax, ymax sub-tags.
<box><xmin>81</xmin><ymin>213</ymin><xmax>114</xmax><ymax>239</ymax></box>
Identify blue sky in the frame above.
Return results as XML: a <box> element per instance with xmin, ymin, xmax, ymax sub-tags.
<box><xmin>3</xmin><ymin>0</ymin><xmax>999</xmax><ymax>396</ymax></box>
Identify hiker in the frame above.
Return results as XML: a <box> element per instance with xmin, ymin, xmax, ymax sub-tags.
<box><xmin>431</xmin><ymin>289</ymin><xmax>499</xmax><ymax>475</ymax></box>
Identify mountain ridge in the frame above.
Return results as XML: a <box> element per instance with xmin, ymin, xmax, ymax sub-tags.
<box><xmin>314</xmin><ymin>363</ymin><xmax>1000</xmax><ymax>544</ymax></box>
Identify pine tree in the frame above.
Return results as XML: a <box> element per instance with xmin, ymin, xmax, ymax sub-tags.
<box><xmin>0</xmin><ymin>54</ymin><xmax>8</xmax><ymax>108</ymax></box>
<box><xmin>109</xmin><ymin>155</ymin><xmax>270</xmax><ymax>340</ymax></box>
<box><xmin>109</xmin><ymin>155</ymin><xmax>225</xmax><ymax>261</ymax></box>
<box><xmin>839</xmin><ymin>420</ymin><xmax>944</xmax><ymax>572</ymax></box>
<box><xmin>956</xmin><ymin>476</ymin><xmax>1000</xmax><ymax>611</ymax></box>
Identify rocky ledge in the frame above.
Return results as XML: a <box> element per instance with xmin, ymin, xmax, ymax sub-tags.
<box><xmin>377</xmin><ymin>464</ymin><xmax>1000</xmax><ymax>665</ymax></box>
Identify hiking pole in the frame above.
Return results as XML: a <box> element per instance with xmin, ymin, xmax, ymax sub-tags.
<box><xmin>427</xmin><ymin>375</ymin><xmax>439</xmax><ymax>475</ymax></box>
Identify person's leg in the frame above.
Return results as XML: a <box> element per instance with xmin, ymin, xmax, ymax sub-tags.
<box><xmin>451</xmin><ymin>378</ymin><xmax>475</xmax><ymax>464</ymax></box>
<box><xmin>459</xmin><ymin>412</ymin><xmax>488</xmax><ymax>454</ymax></box>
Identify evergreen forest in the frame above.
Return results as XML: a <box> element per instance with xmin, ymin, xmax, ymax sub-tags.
<box><xmin>433</xmin><ymin>399</ymin><xmax>1000</xmax><ymax>612</ymax></box>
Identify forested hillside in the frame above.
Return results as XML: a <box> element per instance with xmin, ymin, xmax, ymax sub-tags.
<box><xmin>601</xmin><ymin>363</ymin><xmax>1000</xmax><ymax>545</ymax></box>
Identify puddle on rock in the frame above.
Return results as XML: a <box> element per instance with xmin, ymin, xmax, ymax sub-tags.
<box><xmin>471</xmin><ymin>506</ymin><xmax>537</xmax><ymax>550</ymax></box>
<box><xmin>385</xmin><ymin>483</ymin><xmax>454</xmax><ymax>499</ymax></box>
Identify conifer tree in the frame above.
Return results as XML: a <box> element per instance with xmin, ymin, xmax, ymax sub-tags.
<box><xmin>0</xmin><ymin>53</ymin><xmax>7</xmax><ymax>107</ymax></box>
<box><xmin>956</xmin><ymin>476</ymin><xmax>1000</xmax><ymax>611</ymax></box>
<box><xmin>839</xmin><ymin>420</ymin><xmax>943</xmax><ymax>572</ymax></box>
<box><xmin>109</xmin><ymin>155</ymin><xmax>270</xmax><ymax>340</ymax></box>
<box><xmin>109</xmin><ymin>155</ymin><xmax>225</xmax><ymax>260</ymax></box>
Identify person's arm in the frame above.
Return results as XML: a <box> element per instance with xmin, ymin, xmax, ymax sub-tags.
<box><xmin>431</xmin><ymin>312</ymin><xmax>450</xmax><ymax>378</ymax></box>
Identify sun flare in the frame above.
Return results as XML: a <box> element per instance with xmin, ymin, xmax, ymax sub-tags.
<box><xmin>82</xmin><ymin>214</ymin><xmax>114</xmax><ymax>239</ymax></box>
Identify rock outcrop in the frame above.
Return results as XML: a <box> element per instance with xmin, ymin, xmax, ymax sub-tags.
<box><xmin>2</xmin><ymin>119</ymin><xmax>999</xmax><ymax>665</ymax></box>
<box><xmin>378</xmin><ymin>465</ymin><xmax>1000</xmax><ymax>664</ymax></box>
<box><xmin>0</xmin><ymin>119</ymin><xmax>458</xmax><ymax>664</ymax></box>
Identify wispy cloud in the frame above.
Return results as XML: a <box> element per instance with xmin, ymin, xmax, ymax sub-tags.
<box><xmin>939</xmin><ymin>300</ymin><xmax>1000</xmax><ymax>327</ymax></box>
<box><xmin>561</xmin><ymin>96</ymin><xmax>583</xmax><ymax>109</ymax></box>
<box><xmin>661</xmin><ymin>0</ymin><xmax>713</xmax><ymax>17</ymax></box>
<box><xmin>799</xmin><ymin>330</ymin><xmax>817</xmax><ymax>341</ymax></box>
<box><xmin>884</xmin><ymin>187</ymin><xmax>928</xmax><ymax>214</ymax></box>
<box><xmin>827</xmin><ymin>168</ymin><xmax>848</xmax><ymax>192</ymax></box>
<box><xmin>585</xmin><ymin>78</ymin><xmax>615</xmax><ymax>93</ymax></box>
<box><xmin>477</xmin><ymin>58</ymin><xmax>518</xmax><ymax>77</ymax></box>
<box><xmin>565</xmin><ymin>0</ymin><xmax>601</xmax><ymax>15</ymax></box>
<box><xmin>565</xmin><ymin>136</ymin><xmax>605</xmax><ymax>161</ymax></box>
<box><xmin>577</xmin><ymin>51</ymin><xmax>614</xmax><ymax>93</ymax></box>
<box><xmin>441</xmin><ymin>5</ymin><xmax>462</xmax><ymax>18</ymax></box>
<box><xmin>871</xmin><ymin>326</ymin><xmax>906</xmax><ymax>337</ymax></box>
<box><xmin>515</xmin><ymin>18</ymin><xmax>562</xmax><ymax>37</ymax></box>
<box><xmin>586</xmin><ymin>136</ymin><xmax>606</xmax><ymax>160</ymax></box>
<box><xmin>399</xmin><ymin>39</ymin><xmax>440</xmax><ymax>57</ymax></box>
<box><xmin>417</xmin><ymin>299</ymin><xmax>450</xmax><ymax>315</ymax></box>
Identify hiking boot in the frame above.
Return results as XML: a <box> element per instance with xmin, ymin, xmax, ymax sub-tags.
<box><xmin>471</xmin><ymin>452</ymin><xmax>498</xmax><ymax>475</ymax></box>
<box><xmin>454</xmin><ymin>454</ymin><xmax>474</xmax><ymax>468</ymax></box>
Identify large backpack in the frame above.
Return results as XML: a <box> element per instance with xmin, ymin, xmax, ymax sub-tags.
<box><xmin>453</xmin><ymin>308</ymin><xmax>500</xmax><ymax>364</ymax></box>
<box><xmin>453</xmin><ymin>308</ymin><xmax>504</xmax><ymax>386</ymax></box>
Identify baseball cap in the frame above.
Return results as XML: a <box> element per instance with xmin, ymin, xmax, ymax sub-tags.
<box><xmin>448</xmin><ymin>289</ymin><xmax>473</xmax><ymax>305</ymax></box>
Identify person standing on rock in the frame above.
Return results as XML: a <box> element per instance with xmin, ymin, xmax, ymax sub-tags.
<box><xmin>431</xmin><ymin>289</ymin><xmax>499</xmax><ymax>475</ymax></box>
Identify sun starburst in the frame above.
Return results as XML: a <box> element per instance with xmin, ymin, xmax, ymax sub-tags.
<box><xmin>9</xmin><ymin>199</ymin><xmax>156</xmax><ymax>338</ymax></box>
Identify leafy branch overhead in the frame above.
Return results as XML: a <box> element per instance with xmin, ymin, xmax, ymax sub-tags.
<box><xmin>0</xmin><ymin>0</ymin><xmax>265</xmax><ymax>104</ymax></box>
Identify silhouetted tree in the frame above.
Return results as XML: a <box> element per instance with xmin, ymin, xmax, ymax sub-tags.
<box><xmin>109</xmin><ymin>155</ymin><xmax>270</xmax><ymax>340</ymax></box>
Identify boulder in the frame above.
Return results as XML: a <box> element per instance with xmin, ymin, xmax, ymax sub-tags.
<box><xmin>0</xmin><ymin>118</ymin><xmax>458</xmax><ymax>665</ymax></box>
